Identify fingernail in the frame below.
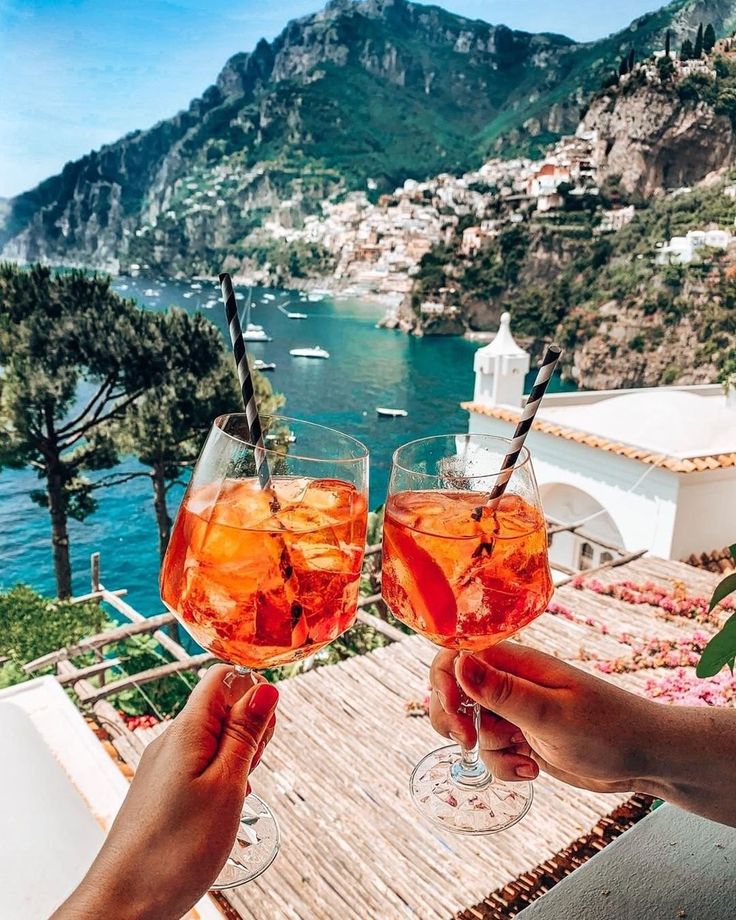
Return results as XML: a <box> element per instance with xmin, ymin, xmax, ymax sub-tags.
<box><xmin>248</xmin><ymin>683</ymin><xmax>279</xmax><ymax>717</ymax></box>
<box><xmin>436</xmin><ymin>690</ymin><xmax>448</xmax><ymax>712</ymax></box>
<box><xmin>516</xmin><ymin>763</ymin><xmax>536</xmax><ymax>779</ymax></box>
<box><xmin>511</xmin><ymin>731</ymin><xmax>526</xmax><ymax>745</ymax></box>
<box><xmin>460</xmin><ymin>654</ymin><xmax>486</xmax><ymax>687</ymax></box>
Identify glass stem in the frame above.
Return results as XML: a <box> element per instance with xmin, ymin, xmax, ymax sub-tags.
<box><xmin>451</xmin><ymin>702</ymin><xmax>491</xmax><ymax>787</ymax></box>
<box><xmin>224</xmin><ymin>664</ymin><xmax>252</xmax><ymax>688</ymax></box>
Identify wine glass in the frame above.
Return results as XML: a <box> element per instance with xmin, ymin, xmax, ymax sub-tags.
<box><xmin>381</xmin><ymin>434</ymin><xmax>553</xmax><ymax>835</ymax></box>
<box><xmin>161</xmin><ymin>414</ymin><xmax>368</xmax><ymax>886</ymax></box>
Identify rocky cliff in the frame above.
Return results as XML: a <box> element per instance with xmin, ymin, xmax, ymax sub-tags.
<box><xmin>582</xmin><ymin>77</ymin><xmax>735</xmax><ymax>197</ymax></box>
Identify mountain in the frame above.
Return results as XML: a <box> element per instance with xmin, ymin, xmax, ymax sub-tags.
<box><xmin>402</xmin><ymin>49</ymin><xmax>736</xmax><ymax>389</ymax></box>
<box><xmin>3</xmin><ymin>0</ymin><xmax>736</xmax><ymax>274</ymax></box>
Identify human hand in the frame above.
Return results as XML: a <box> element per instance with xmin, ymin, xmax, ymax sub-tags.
<box><xmin>429</xmin><ymin>642</ymin><xmax>655</xmax><ymax>794</ymax></box>
<box><xmin>54</xmin><ymin>664</ymin><xmax>279</xmax><ymax>920</ymax></box>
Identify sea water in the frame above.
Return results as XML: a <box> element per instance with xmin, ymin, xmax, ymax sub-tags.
<box><xmin>0</xmin><ymin>276</ymin><xmax>573</xmax><ymax>612</ymax></box>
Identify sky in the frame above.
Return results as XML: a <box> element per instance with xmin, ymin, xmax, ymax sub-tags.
<box><xmin>0</xmin><ymin>0</ymin><xmax>660</xmax><ymax>198</ymax></box>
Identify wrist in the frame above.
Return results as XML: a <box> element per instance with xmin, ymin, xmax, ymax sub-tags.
<box><xmin>629</xmin><ymin>699</ymin><xmax>692</xmax><ymax>801</ymax></box>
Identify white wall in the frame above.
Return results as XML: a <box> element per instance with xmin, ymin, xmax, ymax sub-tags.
<box><xmin>468</xmin><ymin>411</ymin><xmax>680</xmax><ymax>556</ymax></box>
<box><xmin>671</xmin><ymin>469</ymin><xmax>736</xmax><ymax>558</ymax></box>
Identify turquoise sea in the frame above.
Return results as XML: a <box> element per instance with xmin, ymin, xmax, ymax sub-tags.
<box><xmin>0</xmin><ymin>276</ymin><xmax>573</xmax><ymax>614</ymax></box>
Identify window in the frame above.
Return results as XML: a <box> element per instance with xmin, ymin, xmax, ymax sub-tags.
<box><xmin>579</xmin><ymin>541</ymin><xmax>594</xmax><ymax>570</ymax></box>
<box><xmin>600</xmin><ymin>551</ymin><xmax>614</xmax><ymax>565</ymax></box>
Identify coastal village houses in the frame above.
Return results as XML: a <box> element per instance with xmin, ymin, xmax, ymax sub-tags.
<box><xmin>464</xmin><ymin>314</ymin><xmax>736</xmax><ymax>577</ymax></box>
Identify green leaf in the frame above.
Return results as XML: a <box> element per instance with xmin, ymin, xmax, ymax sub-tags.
<box><xmin>708</xmin><ymin>573</ymin><xmax>736</xmax><ymax>612</ymax></box>
<box><xmin>696</xmin><ymin>612</ymin><xmax>736</xmax><ymax>678</ymax></box>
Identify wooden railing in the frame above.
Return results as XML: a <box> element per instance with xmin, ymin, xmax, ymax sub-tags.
<box><xmin>21</xmin><ymin>546</ymin><xmax>399</xmax><ymax>720</ymax></box>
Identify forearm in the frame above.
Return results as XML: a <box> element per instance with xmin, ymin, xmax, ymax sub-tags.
<box><xmin>51</xmin><ymin>845</ymin><xmax>168</xmax><ymax>920</ymax></box>
<box><xmin>636</xmin><ymin>703</ymin><xmax>736</xmax><ymax>826</ymax></box>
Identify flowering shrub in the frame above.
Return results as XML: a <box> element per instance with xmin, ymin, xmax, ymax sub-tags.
<box><xmin>547</xmin><ymin>578</ymin><xmax>736</xmax><ymax>704</ymax></box>
<box><xmin>646</xmin><ymin>668</ymin><xmax>736</xmax><ymax>707</ymax></box>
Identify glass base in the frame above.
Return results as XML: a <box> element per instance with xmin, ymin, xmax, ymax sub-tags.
<box><xmin>410</xmin><ymin>743</ymin><xmax>533</xmax><ymax>835</ymax></box>
<box><xmin>210</xmin><ymin>793</ymin><xmax>280</xmax><ymax>890</ymax></box>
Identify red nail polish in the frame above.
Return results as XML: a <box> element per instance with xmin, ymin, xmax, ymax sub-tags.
<box><xmin>248</xmin><ymin>683</ymin><xmax>278</xmax><ymax>717</ymax></box>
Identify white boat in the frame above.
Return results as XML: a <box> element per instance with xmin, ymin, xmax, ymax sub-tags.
<box><xmin>143</xmin><ymin>288</ymin><xmax>159</xmax><ymax>297</ymax></box>
<box><xmin>289</xmin><ymin>346</ymin><xmax>330</xmax><ymax>359</ymax></box>
<box><xmin>183</xmin><ymin>291</ymin><xmax>195</xmax><ymax>299</ymax></box>
<box><xmin>234</xmin><ymin>292</ymin><xmax>244</xmax><ymax>301</ymax></box>
<box><xmin>241</xmin><ymin>290</ymin><xmax>272</xmax><ymax>341</ymax></box>
<box><xmin>277</xmin><ymin>304</ymin><xmax>308</xmax><ymax>319</ymax></box>
<box><xmin>263</xmin><ymin>293</ymin><xmax>276</xmax><ymax>302</ymax></box>
<box><xmin>190</xmin><ymin>282</ymin><xmax>203</xmax><ymax>290</ymax></box>
<box><xmin>203</xmin><ymin>299</ymin><xmax>217</xmax><ymax>309</ymax></box>
<box><xmin>117</xmin><ymin>284</ymin><xmax>129</xmax><ymax>291</ymax></box>
<box><xmin>307</xmin><ymin>293</ymin><xmax>324</xmax><ymax>302</ymax></box>
<box><xmin>254</xmin><ymin>359</ymin><xmax>276</xmax><ymax>372</ymax></box>
<box><xmin>243</xmin><ymin>325</ymin><xmax>272</xmax><ymax>342</ymax></box>
<box><xmin>376</xmin><ymin>407</ymin><xmax>408</xmax><ymax>418</ymax></box>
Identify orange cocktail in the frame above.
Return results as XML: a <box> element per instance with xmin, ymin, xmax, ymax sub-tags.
<box><xmin>382</xmin><ymin>490</ymin><xmax>552</xmax><ymax>651</ymax></box>
<box><xmin>381</xmin><ymin>433</ymin><xmax>553</xmax><ymax>836</ymax></box>
<box><xmin>162</xmin><ymin>476</ymin><xmax>367</xmax><ymax>669</ymax></box>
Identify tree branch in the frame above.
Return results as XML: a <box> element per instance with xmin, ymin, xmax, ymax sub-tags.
<box><xmin>59</xmin><ymin>390</ymin><xmax>144</xmax><ymax>448</ymax></box>
<box><xmin>165</xmin><ymin>478</ymin><xmax>189</xmax><ymax>493</ymax></box>
<box><xmin>56</xmin><ymin>374</ymin><xmax>116</xmax><ymax>436</ymax></box>
<box><xmin>87</xmin><ymin>471</ymin><xmax>152</xmax><ymax>490</ymax></box>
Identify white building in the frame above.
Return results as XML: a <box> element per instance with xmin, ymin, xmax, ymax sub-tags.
<box><xmin>464</xmin><ymin>315</ymin><xmax>736</xmax><ymax>573</ymax></box>
<box><xmin>655</xmin><ymin>228</ymin><xmax>733</xmax><ymax>265</ymax></box>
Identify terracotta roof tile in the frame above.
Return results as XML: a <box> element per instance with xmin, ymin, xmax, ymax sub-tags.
<box><xmin>684</xmin><ymin>547</ymin><xmax>736</xmax><ymax>575</ymax></box>
<box><xmin>461</xmin><ymin>401</ymin><xmax>736</xmax><ymax>475</ymax></box>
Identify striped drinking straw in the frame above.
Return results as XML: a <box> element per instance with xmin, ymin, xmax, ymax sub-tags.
<box><xmin>472</xmin><ymin>344</ymin><xmax>561</xmax><ymax>520</ymax></box>
<box><xmin>218</xmin><ymin>272</ymin><xmax>279</xmax><ymax>508</ymax></box>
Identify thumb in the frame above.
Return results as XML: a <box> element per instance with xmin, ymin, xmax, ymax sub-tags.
<box><xmin>215</xmin><ymin>682</ymin><xmax>279</xmax><ymax>779</ymax></box>
<box><xmin>455</xmin><ymin>653</ymin><xmax>549</xmax><ymax>733</ymax></box>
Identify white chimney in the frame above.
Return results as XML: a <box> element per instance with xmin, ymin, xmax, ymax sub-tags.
<box><xmin>473</xmin><ymin>312</ymin><xmax>530</xmax><ymax>408</ymax></box>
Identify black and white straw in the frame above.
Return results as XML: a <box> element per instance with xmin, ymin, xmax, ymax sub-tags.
<box><xmin>473</xmin><ymin>344</ymin><xmax>561</xmax><ymax>518</ymax></box>
<box><xmin>218</xmin><ymin>272</ymin><xmax>275</xmax><ymax>498</ymax></box>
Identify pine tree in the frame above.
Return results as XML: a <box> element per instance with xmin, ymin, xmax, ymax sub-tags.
<box><xmin>665</xmin><ymin>30</ymin><xmax>671</xmax><ymax>56</ymax></box>
<box><xmin>704</xmin><ymin>23</ymin><xmax>717</xmax><ymax>53</ymax></box>
<box><xmin>0</xmin><ymin>264</ymin><xmax>166</xmax><ymax>597</ymax></box>
<box><xmin>681</xmin><ymin>38</ymin><xmax>694</xmax><ymax>60</ymax></box>
<box><xmin>694</xmin><ymin>23</ymin><xmax>704</xmax><ymax>58</ymax></box>
<box><xmin>628</xmin><ymin>48</ymin><xmax>636</xmax><ymax>72</ymax></box>
<box><xmin>619</xmin><ymin>56</ymin><xmax>629</xmax><ymax>77</ymax></box>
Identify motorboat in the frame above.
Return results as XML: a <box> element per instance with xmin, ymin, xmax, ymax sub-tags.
<box><xmin>243</xmin><ymin>325</ymin><xmax>272</xmax><ymax>342</ymax></box>
<box><xmin>376</xmin><ymin>407</ymin><xmax>408</xmax><ymax>418</ymax></box>
<box><xmin>254</xmin><ymin>360</ymin><xmax>276</xmax><ymax>372</ymax></box>
<box><xmin>277</xmin><ymin>304</ymin><xmax>308</xmax><ymax>319</ymax></box>
<box><xmin>241</xmin><ymin>289</ymin><xmax>272</xmax><ymax>341</ymax></box>
<box><xmin>289</xmin><ymin>346</ymin><xmax>330</xmax><ymax>359</ymax></box>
